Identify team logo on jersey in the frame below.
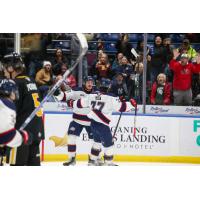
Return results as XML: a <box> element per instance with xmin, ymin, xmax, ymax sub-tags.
<box><xmin>95</xmin><ymin>94</ymin><xmax>101</xmax><ymax>100</ymax></box>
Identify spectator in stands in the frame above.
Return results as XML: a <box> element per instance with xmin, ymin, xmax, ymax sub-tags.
<box><xmin>163</xmin><ymin>38</ymin><xmax>173</xmax><ymax>63</ymax></box>
<box><xmin>185</xmin><ymin>33</ymin><xmax>199</xmax><ymax>43</ymax></box>
<box><xmin>0</xmin><ymin>61</ymin><xmax>4</xmax><ymax>79</ymax></box>
<box><xmin>178</xmin><ymin>39</ymin><xmax>197</xmax><ymax>61</ymax></box>
<box><xmin>116</xmin><ymin>34</ymin><xmax>133</xmax><ymax>61</ymax></box>
<box><xmin>93</xmin><ymin>50</ymin><xmax>104</xmax><ymax>67</ymax></box>
<box><xmin>163</xmin><ymin>37</ymin><xmax>173</xmax><ymax>82</ymax></box>
<box><xmin>52</xmin><ymin>48</ymin><xmax>68</xmax><ymax>76</ymax></box>
<box><xmin>192</xmin><ymin>70</ymin><xmax>200</xmax><ymax>101</ymax></box>
<box><xmin>150</xmin><ymin>73</ymin><xmax>171</xmax><ymax>105</ymax></box>
<box><xmin>97</xmin><ymin>39</ymin><xmax>104</xmax><ymax>51</ymax></box>
<box><xmin>111</xmin><ymin>53</ymin><xmax>123</xmax><ymax>72</ymax></box>
<box><xmin>35</xmin><ymin>61</ymin><xmax>53</xmax><ymax>99</ymax></box>
<box><xmin>170</xmin><ymin>50</ymin><xmax>200</xmax><ymax>105</ymax></box>
<box><xmin>150</xmin><ymin>36</ymin><xmax>167</xmax><ymax>82</ymax></box>
<box><xmin>121</xmin><ymin>56</ymin><xmax>134</xmax><ymax>81</ymax></box>
<box><xmin>127</xmin><ymin>62</ymin><xmax>143</xmax><ymax>103</ymax></box>
<box><xmin>115</xmin><ymin>56</ymin><xmax>133</xmax><ymax>78</ymax></box>
<box><xmin>136</xmin><ymin>40</ymin><xmax>151</xmax><ymax>63</ymax></box>
<box><xmin>89</xmin><ymin>50</ymin><xmax>104</xmax><ymax>77</ymax></box>
<box><xmin>27</xmin><ymin>52</ymin><xmax>43</xmax><ymax>79</ymax></box>
<box><xmin>96</xmin><ymin>53</ymin><xmax>111</xmax><ymax>80</ymax></box>
<box><xmin>56</xmin><ymin>63</ymin><xmax>77</xmax><ymax>88</ymax></box>
<box><xmin>110</xmin><ymin>73</ymin><xmax>128</xmax><ymax>99</ymax></box>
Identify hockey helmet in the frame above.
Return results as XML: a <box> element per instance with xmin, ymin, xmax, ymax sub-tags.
<box><xmin>3</xmin><ymin>52</ymin><xmax>25</xmax><ymax>72</ymax></box>
<box><xmin>0</xmin><ymin>79</ymin><xmax>19</xmax><ymax>99</ymax></box>
<box><xmin>83</xmin><ymin>76</ymin><xmax>94</xmax><ymax>85</ymax></box>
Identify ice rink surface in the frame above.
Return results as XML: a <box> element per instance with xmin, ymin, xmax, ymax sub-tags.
<box><xmin>41</xmin><ymin>161</ymin><xmax>198</xmax><ymax>166</ymax></box>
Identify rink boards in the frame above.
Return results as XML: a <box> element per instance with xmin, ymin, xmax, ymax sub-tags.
<box><xmin>42</xmin><ymin>103</ymin><xmax>200</xmax><ymax>164</ymax></box>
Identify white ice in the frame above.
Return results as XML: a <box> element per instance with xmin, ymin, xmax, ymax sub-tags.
<box><xmin>41</xmin><ymin>161</ymin><xmax>197</xmax><ymax>166</ymax></box>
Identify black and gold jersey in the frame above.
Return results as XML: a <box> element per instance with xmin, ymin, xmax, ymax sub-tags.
<box><xmin>14</xmin><ymin>74</ymin><xmax>44</xmax><ymax>141</ymax></box>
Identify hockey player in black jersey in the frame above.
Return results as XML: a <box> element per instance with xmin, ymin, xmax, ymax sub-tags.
<box><xmin>3</xmin><ymin>53</ymin><xmax>44</xmax><ymax>166</ymax></box>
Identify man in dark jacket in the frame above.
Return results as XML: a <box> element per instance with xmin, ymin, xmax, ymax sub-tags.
<box><xmin>150</xmin><ymin>36</ymin><xmax>167</xmax><ymax>82</ymax></box>
<box><xmin>110</xmin><ymin>73</ymin><xmax>128</xmax><ymax>99</ymax></box>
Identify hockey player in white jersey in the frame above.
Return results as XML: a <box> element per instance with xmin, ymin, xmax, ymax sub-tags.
<box><xmin>54</xmin><ymin>76</ymin><xmax>101</xmax><ymax>166</ymax></box>
<box><xmin>0</xmin><ymin>79</ymin><xmax>32</xmax><ymax>165</ymax></box>
<box><xmin>73</xmin><ymin>78</ymin><xmax>137</xmax><ymax>165</ymax></box>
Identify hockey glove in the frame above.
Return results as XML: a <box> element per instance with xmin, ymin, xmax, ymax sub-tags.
<box><xmin>54</xmin><ymin>88</ymin><xmax>61</xmax><ymax>96</ymax></box>
<box><xmin>130</xmin><ymin>98</ymin><xmax>137</xmax><ymax>108</ymax></box>
<box><xmin>119</xmin><ymin>96</ymin><xmax>125</xmax><ymax>102</ymax></box>
<box><xmin>20</xmin><ymin>130</ymin><xmax>33</xmax><ymax>145</ymax></box>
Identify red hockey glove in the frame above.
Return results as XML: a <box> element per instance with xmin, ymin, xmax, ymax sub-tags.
<box><xmin>130</xmin><ymin>98</ymin><xmax>137</xmax><ymax>108</ymax></box>
<box><xmin>20</xmin><ymin>130</ymin><xmax>33</xmax><ymax>145</ymax></box>
<box><xmin>67</xmin><ymin>99</ymin><xmax>74</xmax><ymax>108</ymax></box>
<box><xmin>119</xmin><ymin>96</ymin><xmax>125</xmax><ymax>102</ymax></box>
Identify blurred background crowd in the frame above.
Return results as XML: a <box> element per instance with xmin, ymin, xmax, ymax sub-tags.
<box><xmin>1</xmin><ymin>33</ymin><xmax>200</xmax><ymax>106</ymax></box>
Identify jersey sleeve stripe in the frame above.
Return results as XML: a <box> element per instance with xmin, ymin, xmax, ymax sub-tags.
<box><xmin>77</xmin><ymin>99</ymin><xmax>83</xmax><ymax>108</ymax></box>
<box><xmin>119</xmin><ymin>102</ymin><xmax>127</xmax><ymax>112</ymax></box>
<box><xmin>0</xmin><ymin>128</ymin><xmax>16</xmax><ymax>145</ymax></box>
<box><xmin>93</xmin><ymin>110</ymin><xmax>110</xmax><ymax>125</ymax></box>
<box><xmin>73</xmin><ymin>113</ymin><xmax>91</xmax><ymax>122</ymax></box>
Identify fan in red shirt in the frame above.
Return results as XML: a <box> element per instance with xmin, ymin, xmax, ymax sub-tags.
<box><xmin>169</xmin><ymin>50</ymin><xmax>200</xmax><ymax>105</ymax></box>
<box><xmin>150</xmin><ymin>73</ymin><xmax>171</xmax><ymax>105</ymax></box>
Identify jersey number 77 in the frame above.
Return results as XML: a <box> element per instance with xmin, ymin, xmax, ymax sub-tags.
<box><xmin>91</xmin><ymin>101</ymin><xmax>105</xmax><ymax>111</ymax></box>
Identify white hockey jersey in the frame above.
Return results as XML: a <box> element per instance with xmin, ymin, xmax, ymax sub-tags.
<box><xmin>74</xmin><ymin>92</ymin><xmax>134</xmax><ymax>126</ymax></box>
<box><xmin>0</xmin><ymin>98</ymin><xmax>23</xmax><ymax>147</ymax></box>
<box><xmin>55</xmin><ymin>87</ymin><xmax>92</xmax><ymax>126</ymax></box>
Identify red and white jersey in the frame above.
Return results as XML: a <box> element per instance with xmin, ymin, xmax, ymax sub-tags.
<box><xmin>55</xmin><ymin>87</ymin><xmax>91</xmax><ymax>126</ymax></box>
<box><xmin>74</xmin><ymin>92</ymin><xmax>134</xmax><ymax>126</ymax></box>
<box><xmin>0</xmin><ymin>98</ymin><xmax>23</xmax><ymax>147</ymax></box>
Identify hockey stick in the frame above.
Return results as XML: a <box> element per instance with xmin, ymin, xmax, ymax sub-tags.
<box><xmin>133</xmin><ymin>104</ymin><xmax>137</xmax><ymax>137</ymax></box>
<box><xmin>19</xmin><ymin>33</ymin><xmax>88</xmax><ymax>131</ymax></box>
<box><xmin>112</xmin><ymin>111</ymin><xmax>122</xmax><ymax>140</ymax></box>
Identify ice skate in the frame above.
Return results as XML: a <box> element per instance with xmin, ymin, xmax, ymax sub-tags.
<box><xmin>63</xmin><ymin>157</ymin><xmax>76</xmax><ymax>166</ymax></box>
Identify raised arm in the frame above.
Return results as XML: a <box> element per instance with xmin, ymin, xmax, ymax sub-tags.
<box><xmin>169</xmin><ymin>49</ymin><xmax>181</xmax><ymax>72</ymax></box>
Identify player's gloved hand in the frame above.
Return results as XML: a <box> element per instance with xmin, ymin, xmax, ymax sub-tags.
<box><xmin>130</xmin><ymin>98</ymin><xmax>137</xmax><ymax>108</ymax></box>
<box><xmin>54</xmin><ymin>88</ymin><xmax>61</xmax><ymax>96</ymax></box>
<box><xmin>119</xmin><ymin>96</ymin><xmax>125</xmax><ymax>102</ymax></box>
<box><xmin>20</xmin><ymin>130</ymin><xmax>33</xmax><ymax>145</ymax></box>
<box><xmin>67</xmin><ymin>99</ymin><xmax>74</xmax><ymax>108</ymax></box>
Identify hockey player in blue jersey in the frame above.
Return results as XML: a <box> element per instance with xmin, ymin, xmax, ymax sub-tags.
<box><xmin>54</xmin><ymin>76</ymin><xmax>102</xmax><ymax>165</ymax></box>
<box><xmin>73</xmin><ymin>78</ymin><xmax>137</xmax><ymax>166</ymax></box>
<box><xmin>0</xmin><ymin>79</ymin><xmax>32</xmax><ymax>165</ymax></box>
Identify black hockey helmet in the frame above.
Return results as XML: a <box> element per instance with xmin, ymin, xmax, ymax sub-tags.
<box><xmin>3</xmin><ymin>52</ymin><xmax>25</xmax><ymax>72</ymax></box>
<box><xmin>83</xmin><ymin>76</ymin><xmax>94</xmax><ymax>86</ymax></box>
<box><xmin>0</xmin><ymin>79</ymin><xmax>19</xmax><ymax>98</ymax></box>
